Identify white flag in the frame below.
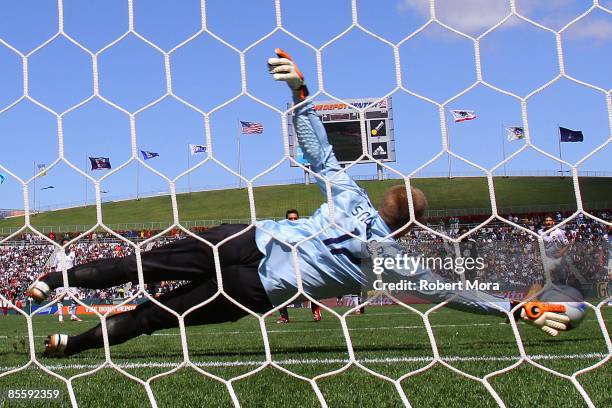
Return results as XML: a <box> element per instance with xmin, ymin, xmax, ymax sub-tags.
<box><xmin>189</xmin><ymin>144</ymin><xmax>207</xmax><ymax>155</ymax></box>
<box><xmin>505</xmin><ymin>126</ymin><xmax>525</xmax><ymax>141</ymax></box>
<box><xmin>450</xmin><ymin>110</ymin><xmax>477</xmax><ymax>122</ymax></box>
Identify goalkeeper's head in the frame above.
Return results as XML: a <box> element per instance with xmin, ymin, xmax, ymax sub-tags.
<box><xmin>378</xmin><ymin>186</ymin><xmax>427</xmax><ymax>237</ymax></box>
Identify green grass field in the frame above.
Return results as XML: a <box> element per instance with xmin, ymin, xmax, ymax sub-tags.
<box><xmin>1</xmin><ymin>304</ymin><xmax>610</xmax><ymax>407</ymax></box>
<box><xmin>1</xmin><ymin>177</ymin><xmax>611</xmax><ymax>231</ymax></box>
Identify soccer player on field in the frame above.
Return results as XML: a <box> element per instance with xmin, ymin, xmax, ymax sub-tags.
<box><xmin>52</xmin><ymin>240</ymin><xmax>82</xmax><ymax>323</ymax></box>
<box><xmin>538</xmin><ymin>215</ymin><xmax>571</xmax><ymax>283</ymax></box>
<box><xmin>1</xmin><ymin>295</ymin><xmax>10</xmax><ymax>316</ymax></box>
<box><xmin>27</xmin><ymin>49</ymin><xmax>578</xmax><ymax>357</ymax></box>
<box><xmin>276</xmin><ymin>209</ymin><xmax>322</xmax><ymax>323</ymax></box>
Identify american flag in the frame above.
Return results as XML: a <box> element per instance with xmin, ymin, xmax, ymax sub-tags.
<box><xmin>240</xmin><ymin>121</ymin><xmax>263</xmax><ymax>134</ymax></box>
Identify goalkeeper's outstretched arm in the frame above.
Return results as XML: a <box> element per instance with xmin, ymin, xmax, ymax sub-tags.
<box><xmin>268</xmin><ymin>49</ymin><xmax>360</xmax><ymax>193</ymax></box>
<box><xmin>367</xmin><ymin>238</ymin><xmax>575</xmax><ymax>337</ymax></box>
<box><xmin>268</xmin><ymin>49</ymin><xmax>577</xmax><ymax>337</ymax></box>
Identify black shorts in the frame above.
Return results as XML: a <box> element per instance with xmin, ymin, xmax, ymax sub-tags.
<box><xmin>67</xmin><ymin>224</ymin><xmax>273</xmax><ymax>328</ymax></box>
<box><xmin>134</xmin><ymin>224</ymin><xmax>274</xmax><ymax>328</ymax></box>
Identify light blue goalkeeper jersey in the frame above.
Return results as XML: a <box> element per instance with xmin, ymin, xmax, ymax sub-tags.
<box><xmin>256</xmin><ymin>100</ymin><xmax>387</xmax><ymax>305</ymax></box>
<box><xmin>255</xmin><ymin>100</ymin><xmax>510</xmax><ymax>316</ymax></box>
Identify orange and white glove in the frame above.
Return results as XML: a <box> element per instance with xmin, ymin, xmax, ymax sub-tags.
<box><xmin>519</xmin><ymin>301</ymin><xmax>570</xmax><ymax>337</ymax></box>
<box><xmin>512</xmin><ymin>284</ymin><xmax>572</xmax><ymax>337</ymax></box>
<box><xmin>267</xmin><ymin>48</ymin><xmax>309</xmax><ymax>101</ymax></box>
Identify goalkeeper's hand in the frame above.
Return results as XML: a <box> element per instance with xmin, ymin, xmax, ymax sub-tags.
<box><xmin>511</xmin><ymin>284</ymin><xmax>571</xmax><ymax>337</ymax></box>
<box><xmin>267</xmin><ymin>48</ymin><xmax>309</xmax><ymax>101</ymax></box>
<box><xmin>518</xmin><ymin>301</ymin><xmax>570</xmax><ymax>337</ymax></box>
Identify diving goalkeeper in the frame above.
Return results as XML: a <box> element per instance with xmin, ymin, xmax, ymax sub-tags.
<box><xmin>27</xmin><ymin>49</ymin><xmax>575</xmax><ymax>357</ymax></box>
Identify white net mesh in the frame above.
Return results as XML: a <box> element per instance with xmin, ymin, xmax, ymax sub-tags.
<box><xmin>0</xmin><ymin>0</ymin><xmax>610</xmax><ymax>407</ymax></box>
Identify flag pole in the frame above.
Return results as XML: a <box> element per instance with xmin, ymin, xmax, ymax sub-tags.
<box><xmin>85</xmin><ymin>156</ymin><xmax>88</xmax><ymax>206</ymax></box>
<box><xmin>237</xmin><ymin>119</ymin><xmax>242</xmax><ymax>188</ymax></box>
<box><xmin>501</xmin><ymin>123</ymin><xmax>507</xmax><ymax>177</ymax></box>
<box><xmin>447</xmin><ymin>124</ymin><xmax>452</xmax><ymax>179</ymax></box>
<box><xmin>136</xmin><ymin>157</ymin><xmax>140</xmax><ymax>200</ymax></box>
<box><xmin>557</xmin><ymin>124</ymin><xmax>563</xmax><ymax>177</ymax></box>
<box><xmin>187</xmin><ymin>145</ymin><xmax>191</xmax><ymax>194</ymax></box>
<box><xmin>33</xmin><ymin>161</ymin><xmax>36</xmax><ymax>214</ymax></box>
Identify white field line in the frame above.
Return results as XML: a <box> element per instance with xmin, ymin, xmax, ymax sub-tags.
<box><xmin>147</xmin><ymin>322</ymin><xmax>500</xmax><ymax>335</ymax></box>
<box><xmin>0</xmin><ymin>319</ymin><xmax>601</xmax><ymax>339</ymax></box>
<box><xmin>0</xmin><ymin>322</ymin><xmax>502</xmax><ymax>339</ymax></box>
<box><xmin>0</xmin><ymin>353</ymin><xmax>608</xmax><ymax>372</ymax></box>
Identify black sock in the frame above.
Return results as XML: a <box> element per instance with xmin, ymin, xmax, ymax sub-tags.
<box><xmin>43</xmin><ymin>259</ymin><xmax>129</xmax><ymax>291</ymax></box>
<box><xmin>65</xmin><ymin>312</ymin><xmax>142</xmax><ymax>355</ymax></box>
<box><xmin>42</xmin><ymin>272</ymin><xmax>63</xmax><ymax>290</ymax></box>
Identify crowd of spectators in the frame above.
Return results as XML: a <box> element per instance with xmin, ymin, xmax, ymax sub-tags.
<box><xmin>30</xmin><ymin>226</ymin><xmax>206</xmax><ymax>244</ymax></box>
<box><xmin>1</xmin><ymin>232</ymin><xmax>190</xmax><ymax>308</ymax></box>
<box><xmin>402</xmin><ymin>209</ymin><xmax>610</xmax><ymax>290</ymax></box>
<box><xmin>1</xmin><ymin>211</ymin><xmax>610</xmax><ymax>309</ymax></box>
<box><xmin>0</xmin><ymin>242</ymin><xmax>54</xmax><ymax>308</ymax></box>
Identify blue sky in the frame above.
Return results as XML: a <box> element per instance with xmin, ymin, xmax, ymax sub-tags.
<box><xmin>0</xmin><ymin>0</ymin><xmax>610</xmax><ymax>211</ymax></box>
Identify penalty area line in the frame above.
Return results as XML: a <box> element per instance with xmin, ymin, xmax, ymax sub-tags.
<box><xmin>0</xmin><ymin>352</ymin><xmax>607</xmax><ymax>372</ymax></box>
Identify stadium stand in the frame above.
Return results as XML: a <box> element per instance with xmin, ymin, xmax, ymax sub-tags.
<box><xmin>2</xmin><ymin>210</ymin><xmax>609</xmax><ymax>310</ymax></box>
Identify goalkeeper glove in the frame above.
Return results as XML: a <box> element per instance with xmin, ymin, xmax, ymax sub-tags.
<box><xmin>267</xmin><ymin>48</ymin><xmax>309</xmax><ymax>101</ymax></box>
<box><xmin>512</xmin><ymin>284</ymin><xmax>571</xmax><ymax>337</ymax></box>
<box><xmin>518</xmin><ymin>301</ymin><xmax>570</xmax><ymax>337</ymax></box>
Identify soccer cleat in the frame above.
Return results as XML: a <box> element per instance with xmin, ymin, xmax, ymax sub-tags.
<box><xmin>276</xmin><ymin>317</ymin><xmax>290</xmax><ymax>324</ymax></box>
<box><xmin>312</xmin><ymin>306</ymin><xmax>322</xmax><ymax>322</ymax></box>
<box><xmin>43</xmin><ymin>334</ymin><xmax>69</xmax><ymax>358</ymax></box>
<box><xmin>70</xmin><ymin>316</ymin><xmax>83</xmax><ymax>322</ymax></box>
<box><xmin>26</xmin><ymin>275</ymin><xmax>51</xmax><ymax>303</ymax></box>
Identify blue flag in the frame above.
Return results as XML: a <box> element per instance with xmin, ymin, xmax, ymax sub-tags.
<box><xmin>559</xmin><ymin>127</ymin><xmax>583</xmax><ymax>142</ymax></box>
<box><xmin>0</xmin><ymin>173</ymin><xmax>5</xmax><ymax>184</ymax></box>
<box><xmin>189</xmin><ymin>144</ymin><xmax>207</xmax><ymax>155</ymax></box>
<box><xmin>141</xmin><ymin>150</ymin><xmax>160</xmax><ymax>160</ymax></box>
<box><xmin>89</xmin><ymin>157</ymin><xmax>112</xmax><ymax>170</ymax></box>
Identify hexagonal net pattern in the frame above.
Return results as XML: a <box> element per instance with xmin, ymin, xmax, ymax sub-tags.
<box><xmin>0</xmin><ymin>0</ymin><xmax>610</xmax><ymax>407</ymax></box>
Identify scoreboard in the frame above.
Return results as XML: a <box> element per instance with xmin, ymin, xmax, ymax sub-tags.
<box><xmin>288</xmin><ymin>97</ymin><xmax>395</xmax><ymax>166</ymax></box>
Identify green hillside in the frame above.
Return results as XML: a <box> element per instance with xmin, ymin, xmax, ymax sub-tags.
<box><xmin>1</xmin><ymin>177</ymin><xmax>610</xmax><ymax>232</ymax></box>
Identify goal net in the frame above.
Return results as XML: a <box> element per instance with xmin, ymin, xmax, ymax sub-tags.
<box><xmin>0</xmin><ymin>0</ymin><xmax>610</xmax><ymax>407</ymax></box>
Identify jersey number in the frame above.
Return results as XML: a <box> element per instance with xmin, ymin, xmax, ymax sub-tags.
<box><xmin>322</xmin><ymin>228</ymin><xmax>361</xmax><ymax>265</ymax></box>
